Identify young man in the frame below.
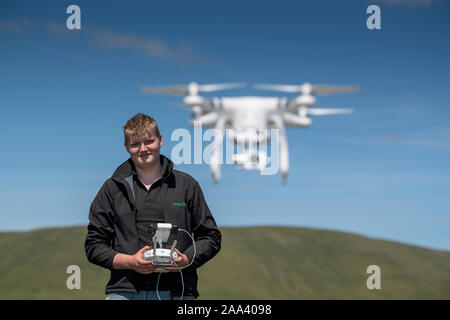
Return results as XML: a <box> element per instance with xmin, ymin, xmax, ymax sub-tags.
<box><xmin>85</xmin><ymin>113</ymin><xmax>221</xmax><ymax>300</ymax></box>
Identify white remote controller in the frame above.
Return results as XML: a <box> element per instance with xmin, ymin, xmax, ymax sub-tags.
<box><xmin>143</xmin><ymin>248</ymin><xmax>178</xmax><ymax>273</ymax></box>
<box><xmin>143</xmin><ymin>238</ymin><xmax>179</xmax><ymax>272</ymax></box>
<box><xmin>143</xmin><ymin>248</ymin><xmax>178</xmax><ymax>264</ymax></box>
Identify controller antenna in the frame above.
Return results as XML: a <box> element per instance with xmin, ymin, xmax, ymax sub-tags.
<box><xmin>152</xmin><ymin>235</ymin><xmax>157</xmax><ymax>257</ymax></box>
<box><xmin>170</xmin><ymin>240</ymin><xmax>178</xmax><ymax>257</ymax></box>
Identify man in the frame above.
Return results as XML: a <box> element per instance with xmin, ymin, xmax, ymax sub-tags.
<box><xmin>85</xmin><ymin>113</ymin><xmax>221</xmax><ymax>300</ymax></box>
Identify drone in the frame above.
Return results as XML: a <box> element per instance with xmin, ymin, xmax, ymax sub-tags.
<box><xmin>141</xmin><ymin>82</ymin><xmax>359</xmax><ymax>183</ymax></box>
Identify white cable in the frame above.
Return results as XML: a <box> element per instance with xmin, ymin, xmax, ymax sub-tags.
<box><xmin>172</xmin><ymin>261</ymin><xmax>184</xmax><ymax>300</ymax></box>
<box><xmin>153</xmin><ymin>228</ymin><xmax>195</xmax><ymax>300</ymax></box>
<box><xmin>164</xmin><ymin>228</ymin><xmax>196</xmax><ymax>270</ymax></box>
<box><xmin>156</xmin><ymin>272</ymin><xmax>162</xmax><ymax>300</ymax></box>
<box><xmin>180</xmin><ymin>228</ymin><xmax>196</xmax><ymax>270</ymax></box>
<box><xmin>154</xmin><ymin>261</ymin><xmax>184</xmax><ymax>300</ymax></box>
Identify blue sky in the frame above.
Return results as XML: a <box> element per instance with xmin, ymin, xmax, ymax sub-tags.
<box><xmin>1</xmin><ymin>0</ymin><xmax>449</xmax><ymax>251</ymax></box>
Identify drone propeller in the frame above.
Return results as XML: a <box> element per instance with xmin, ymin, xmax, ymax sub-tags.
<box><xmin>141</xmin><ymin>82</ymin><xmax>247</xmax><ymax>96</ymax></box>
<box><xmin>254</xmin><ymin>83</ymin><xmax>360</xmax><ymax>96</ymax></box>
<box><xmin>168</xmin><ymin>101</ymin><xmax>192</xmax><ymax>111</ymax></box>
<box><xmin>306</xmin><ymin>108</ymin><xmax>354</xmax><ymax>115</ymax></box>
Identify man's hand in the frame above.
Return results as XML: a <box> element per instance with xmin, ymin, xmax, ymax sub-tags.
<box><xmin>113</xmin><ymin>246</ymin><xmax>159</xmax><ymax>275</ymax></box>
<box><xmin>130</xmin><ymin>246</ymin><xmax>160</xmax><ymax>274</ymax></box>
<box><xmin>164</xmin><ymin>248</ymin><xmax>190</xmax><ymax>272</ymax></box>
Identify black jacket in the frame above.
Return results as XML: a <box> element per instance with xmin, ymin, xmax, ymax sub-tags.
<box><xmin>85</xmin><ymin>155</ymin><xmax>221</xmax><ymax>297</ymax></box>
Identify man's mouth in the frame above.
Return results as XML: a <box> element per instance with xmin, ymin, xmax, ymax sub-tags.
<box><xmin>140</xmin><ymin>153</ymin><xmax>151</xmax><ymax>157</ymax></box>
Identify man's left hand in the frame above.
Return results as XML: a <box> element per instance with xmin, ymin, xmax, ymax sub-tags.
<box><xmin>164</xmin><ymin>248</ymin><xmax>190</xmax><ymax>272</ymax></box>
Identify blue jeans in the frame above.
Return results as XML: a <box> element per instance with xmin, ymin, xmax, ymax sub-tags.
<box><xmin>105</xmin><ymin>290</ymin><xmax>195</xmax><ymax>300</ymax></box>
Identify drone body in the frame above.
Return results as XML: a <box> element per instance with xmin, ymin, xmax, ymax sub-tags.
<box><xmin>141</xmin><ymin>82</ymin><xmax>359</xmax><ymax>183</ymax></box>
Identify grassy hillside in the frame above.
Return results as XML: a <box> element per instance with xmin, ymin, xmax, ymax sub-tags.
<box><xmin>0</xmin><ymin>226</ymin><xmax>449</xmax><ymax>299</ymax></box>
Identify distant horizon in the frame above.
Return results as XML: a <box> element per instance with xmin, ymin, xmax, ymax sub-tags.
<box><xmin>2</xmin><ymin>222</ymin><xmax>448</xmax><ymax>253</ymax></box>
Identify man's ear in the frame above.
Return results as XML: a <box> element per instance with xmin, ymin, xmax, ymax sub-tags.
<box><xmin>124</xmin><ymin>142</ymin><xmax>129</xmax><ymax>153</ymax></box>
<box><xmin>159</xmin><ymin>135</ymin><xmax>163</xmax><ymax>147</ymax></box>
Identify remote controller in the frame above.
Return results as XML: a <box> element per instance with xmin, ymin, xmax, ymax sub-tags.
<box><xmin>143</xmin><ymin>248</ymin><xmax>178</xmax><ymax>264</ymax></box>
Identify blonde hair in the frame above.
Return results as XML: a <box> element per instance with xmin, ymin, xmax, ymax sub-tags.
<box><xmin>122</xmin><ymin>113</ymin><xmax>161</xmax><ymax>145</ymax></box>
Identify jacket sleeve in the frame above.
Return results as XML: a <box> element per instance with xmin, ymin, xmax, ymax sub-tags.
<box><xmin>184</xmin><ymin>180</ymin><xmax>221</xmax><ymax>269</ymax></box>
<box><xmin>85</xmin><ymin>181</ymin><xmax>119</xmax><ymax>270</ymax></box>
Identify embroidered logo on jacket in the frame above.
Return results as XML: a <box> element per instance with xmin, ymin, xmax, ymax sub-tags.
<box><xmin>173</xmin><ymin>202</ymin><xmax>187</xmax><ymax>207</ymax></box>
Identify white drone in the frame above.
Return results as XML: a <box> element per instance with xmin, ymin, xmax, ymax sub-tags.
<box><xmin>141</xmin><ymin>81</ymin><xmax>359</xmax><ymax>183</ymax></box>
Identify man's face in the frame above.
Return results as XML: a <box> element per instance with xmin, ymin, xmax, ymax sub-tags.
<box><xmin>124</xmin><ymin>133</ymin><xmax>163</xmax><ymax>169</ymax></box>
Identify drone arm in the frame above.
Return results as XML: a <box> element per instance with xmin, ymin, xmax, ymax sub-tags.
<box><xmin>190</xmin><ymin>111</ymin><xmax>219</xmax><ymax>127</ymax></box>
<box><xmin>282</xmin><ymin>111</ymin><xmax>312</xmax><ymax>127</ymax></box>
<box><xmin>270</xmin><ymin>115</ymin><xmax>289</xmax><ymax>182</ymax></box>
<box><xmin>211</xmin><ymin>115</ymin><xmax>227</xmax><ymax>183</ymax></box>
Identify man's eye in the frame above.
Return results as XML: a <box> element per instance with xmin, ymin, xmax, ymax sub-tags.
<box><xmin>145</xmin><ymin>140</ymin><xmax>154</xmax><ymax>145</ymax></box>
<box><xmin>131</xmin><ymin>144</ymin><xmax>139</xmax><ymax>148</ymax></box>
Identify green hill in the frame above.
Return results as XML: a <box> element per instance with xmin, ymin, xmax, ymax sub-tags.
<box><xmin>0</xmin><ymin>226</ymin><xmax>449</xmax><ymax>299</ymax></box>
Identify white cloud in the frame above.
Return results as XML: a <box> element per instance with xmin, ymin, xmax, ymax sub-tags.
<box><xmin>0</xmin><ymin>18</ymin><xmax>32</xmax><ymax>35</ymax></box>
<box><xmin>0</xmin><ymin>18</ymin><xmax>209</xmax><ymax>64</ymax></box>
<box><xmin>90</xmin><ymin>29</ymin><xmax>209</xmax><ymax>64</ymax></box>
<box><xmin>383</xmin><ymin>0</ymin><xmax>435</xmax><ymax>7</ymax></box>
<box><xmin>364</xmin><ymin>0</ymin><xmax>439</xmax><ymax>8</ymax></box>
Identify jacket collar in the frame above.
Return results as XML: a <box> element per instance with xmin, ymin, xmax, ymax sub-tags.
<box><xmin>111</xmin><ymin>154</ymin><xmax>174</xmax><ymax>181</ymax></box>
<box><xmin>111</xmin><ymin>155</ymin><xmax>174</xmax><ymax>204</ymax></box>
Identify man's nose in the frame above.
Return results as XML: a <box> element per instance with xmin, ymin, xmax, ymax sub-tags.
<box><xmin>138</xmin><ymin>142</ymin><xmax>146</xmax><ymax>150</ymax></box>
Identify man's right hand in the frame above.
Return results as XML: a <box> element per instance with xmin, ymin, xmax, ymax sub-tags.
<box><xmin>129</xmin><ymin>246</ymin><xmax>159</xmax><ymax>274</ymax></box>
<box><xmin>112</xmin><ymin>246</ymin><xmax>158</xmax><ymax>274</ymax></box>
